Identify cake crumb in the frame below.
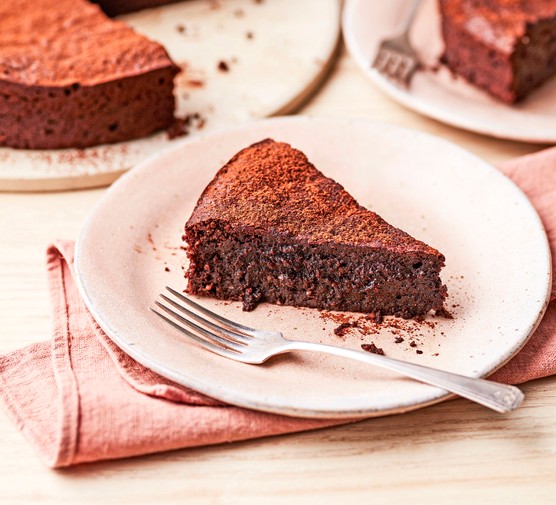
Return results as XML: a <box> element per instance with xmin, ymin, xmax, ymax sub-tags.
<box><xmin>166</xmin><ymin>113</ymin><xmax>207</xmax><ymax>140</ymax></box>
<box><xmin>176</xmin><ymin>24</ymin><xmax>186</xmax><ymax>34</ymax></box>
<box><xmin>365</xmin><ymin>312</ymin><xmax>383</xmax><ymax>324</ymax></box>
<box><xmin>394</xmin><ymin>336</ymin><xmax>404</xmax><ymax>344</ymax></box>
<box><xmin>334</xmin><ymin>322</ymin><xmax>357</xmax><ymax>337</ymax></box>
<box><xmin>164</xmin><ymin>267</ymin><xmax>170</xmax><ymax>272</ymax></box>
<box><xmin>246</xmin><ymin>31</ymin><xmax>254</xmax><ymax>39</ymax></box>
<box><xmin>416</xmin><ymin>350</ymin><xmax>423</xmax><ymax>355</ymax></box>
<box><xmin>217</xmin><ymin>60</ymin><xmax>230</xmax><ymax>72</ymax></box>
<box><xmin>435</xmin><ymin>307</ymin><xmax>454</xmax><ymax>319</ymax></box>
<box><xmin>361</xmin><ymin>343</ymin><xmax>385</xmax><ymax>355</ymax></box>
<box><xmin>186</xmin><ymin>79</ymin><xmax>205</xmax><ymax>88</ymax></box>
<box><xmin>409</xmin><ymin>341</ymin><xmax>417</xmax><ymax>348</ymax></box>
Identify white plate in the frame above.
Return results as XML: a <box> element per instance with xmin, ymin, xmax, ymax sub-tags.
<box><xmin>0</xmin><ymin>0</ymin><xmax>340</xmax><ymax>191</ymax></box>
<box><xmin>74</xmin><ymin>116</ymin><xmax>551</xmax><ymax>419</ymax></box>
<box><xmin>343</xmin><ymin>0</ymin><xmax>556</xmax><ymax>143</ymax></box>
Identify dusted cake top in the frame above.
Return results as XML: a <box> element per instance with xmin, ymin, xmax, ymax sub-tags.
<box><xmin>187</xmin><ymin>139</ymin><xmax>444</xmax><ymax>257</ymax></box>
<box><xmin>0</xmin><ymin>0</ymin><xmax>177</xmax><ymax>87</ymax></box>
<box><xmin>440</xmin><ymin>0</ymin><xmax>556</xmax><ymax>53</ymax></box>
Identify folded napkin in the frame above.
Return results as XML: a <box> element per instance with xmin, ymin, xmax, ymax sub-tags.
<box><xmin>1</xmin><ymin>148</ymin><xmax>556</xmax><ymax>468</ymax></box>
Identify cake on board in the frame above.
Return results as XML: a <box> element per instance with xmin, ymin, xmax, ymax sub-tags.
<box><xmin>0</xmin><ymin>0</ymin><xmax>181</xmax><ymax>149</ymax></box>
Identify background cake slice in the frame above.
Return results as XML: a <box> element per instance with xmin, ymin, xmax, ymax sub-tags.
<box><xmin>439</xmin><ymin>0</ymin><xmax>556</xmax><ymax>103</ymax></box>
<box><xmin>184</xmin><ymin>139</ymin><xmax>447</xmax><ymax>319</ymax></box>
<box><xmin>0</xmin><ymin>0</ymin><xmax>179</xmax><ymax>149</ymax></box>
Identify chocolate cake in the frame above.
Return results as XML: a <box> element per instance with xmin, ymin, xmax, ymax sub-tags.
<box><xmin>184</xmin><ymin>139</ymin><xmax>447</xmax><ymax>319</ymax></box>
<box><xmin>439</xmin><ymin>0</ymin><xmax>556</xmax><ymax>103</ymax></box>
<box><xmin>0</xmin><ymin>0</ymin><xmax>180</xmax><ymax>149</ymax></box>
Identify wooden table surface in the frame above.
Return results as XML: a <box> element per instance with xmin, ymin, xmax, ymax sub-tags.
<box><xmin>1</xmin><ymin>42</ymin><xmax>555</xmax><ymax>504</ymax></box>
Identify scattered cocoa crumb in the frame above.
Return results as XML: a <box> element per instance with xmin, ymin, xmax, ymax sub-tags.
<box><xmin>365</xmin><ymin>312</ymin><xmax>383</xmax><ymax>324</ymax></box>
<box><xmin>186</xmin><ymin>79</ymin><xmax>205</xmax><ymax>88</ymax></box>
<box><xmin>147</xmin><ymin>232</ymin><xmax>157</xmax><ymax>252</ymax></box>
<box><xmin>433</xmin><ymin>353</ymin><xmax>439</xmax><ymax>357</ymax></box>
<box><xmin>166</xmin><ymin>113</ymin><xmax>207</xmax><ymax>140</ymax></box>
<box><xmin>176</xmin><ymin>24</ymin><xmax>186</xmax><ymax>34</ymax></box>
<box><xmin>164</xmin><ymin>267</ymin><xmax>170</xmax><ymax>272</ymax></box>
<box><xmin>435</xmin><ymin>307</ymin><xmax>454</xmax><ymax>319</ymax></box>
<box><xmin>409</xmin><ymin>341</ymin><xmax>417</xmax><ymax>348</ymax></box>
<box><xmin>246</xmin><ymin>31</ymin><xmax>254</xmax><ymax>39</ymax></box>
<box><xmin>416</xmin><ymin>350</ymin><xmax>423</xmax><ymax>355</ymax></box>
<box><xmin>334</xmin><ymin>322</ymin><xmax>357</xmax><ymax>337</ymax></box>
<box><xmin>361</xmin><ymin>343</ymin><xmax>384</xmax><ymax>356</ymax></box>
<box><xmin>217</xmin><ymin>60</ymin><xmax>230</xmax><ymax>72</ymax></box>
<box><xmin>394</xmin><ymin>336</ymin><xmax>404</xmax><ymax>344</ymax></box>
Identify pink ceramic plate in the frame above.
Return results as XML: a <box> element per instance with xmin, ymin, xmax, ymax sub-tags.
<box><xmin>74</xmin><ymin>116</ymin><xmax>551</xmax><ymax>419</ymax></box>
<box><xmin>343</xmin><ymin>0</ymin><xmax>556</xmax><ymax>143</ymax></box>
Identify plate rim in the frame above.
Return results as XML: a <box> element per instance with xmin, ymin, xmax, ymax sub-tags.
<box><xmin>74</xmin><ymin>115</ymin><xmax>552</xmax><ymax>419</ymax></box>
<box><xmin>342</xmin><ymin>0</ymin><xmax>556</xmax><ymax>144</ymax></box>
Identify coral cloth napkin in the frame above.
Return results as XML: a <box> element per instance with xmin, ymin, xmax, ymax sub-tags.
<box><xmin>1</xmin><ymin>148</ymin><xmax>556</xmax><ymax>468</ymax></box>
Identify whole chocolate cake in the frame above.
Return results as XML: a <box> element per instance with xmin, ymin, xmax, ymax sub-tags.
<box><xmin>439</xmin><ymin>0</ymin><xmax>556</xmax><ymax>103</ymax></box>
<box><xmin>0</xmin><ymin>0</ymin><xmax>180</xmax><ymax>149</ymax></box>
<box><xmin>184</xmin><ymin>139</ymin><xmax>447</xmax><ymax>319</ymax></box>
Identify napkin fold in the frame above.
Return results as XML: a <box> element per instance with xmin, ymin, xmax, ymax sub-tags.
<box><xmin>1</xmin><ymin>148</ymin><xmax>556</xmax><ymax>468</ymax></box>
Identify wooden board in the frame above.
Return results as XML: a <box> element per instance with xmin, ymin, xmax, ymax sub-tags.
<box><xmin>0</xmin><ymin>0</ymin><xmax>340</xmax><ymax>192</ymax></box>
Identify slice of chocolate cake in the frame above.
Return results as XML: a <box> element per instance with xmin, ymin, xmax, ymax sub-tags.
<box><xmin>439</xmin><ymin>0</ymin><xmax>556</xmax><ymax>103</ymax></box>
<box><xmin>0</xmin><ymin>0</ymin><xmax>179</xmax><ymax>149</ymax></box>
<box><xmin>184</xmin><ymin>139</ymin><xmax>447</xmax><ymax>319</ymax></box>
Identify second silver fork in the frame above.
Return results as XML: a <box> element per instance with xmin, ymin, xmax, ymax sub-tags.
<box><xmin>371</xmin><ymin>0</ymin><xmax>422</xmax><ymax>87</ymax></box>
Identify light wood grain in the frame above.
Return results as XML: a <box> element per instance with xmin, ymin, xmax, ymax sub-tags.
<box><xmin>1</xmin><ymin>43</ymin><xmax>555</xmax><ymax>504</ymax></box>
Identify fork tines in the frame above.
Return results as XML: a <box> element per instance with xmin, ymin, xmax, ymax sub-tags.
<box><xmin>151</xmin><ymin>287</ymin><xmax>254</xmax><ymax>358</ymax></box>
<box><xmin>372</xmin><ymin>37</ymin><xmax>420</xmax><ymax>88</ymax></box>
<box><xmin>372</xmin><ymin>43</ymin><xmax>420</xmax><ymax>87</ymax></box>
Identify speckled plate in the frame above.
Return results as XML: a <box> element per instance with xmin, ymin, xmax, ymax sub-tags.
<box><xmin>0</xmin><ymin>0</ymin><xmax>340</xmax><ymax>191</ymax></box>
<box><xmin>344</xmin><ymin>0</ymin><xmax>556</xmax><ymax>143</ymax></box>
<box><xmin>74</xmin><ymin>116</ymin><xmax>551</xmax><ymax>419</ymax></box>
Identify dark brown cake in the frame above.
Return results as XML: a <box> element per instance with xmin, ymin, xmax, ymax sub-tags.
<box><xmin>184</xmin><ymin>139</ymin><xmax>447</xmax><ymax>319</ymax></box>
<box><xmin>0</xmin><ymin>0</ymin><xmax>179</xmax><ymax>149</ymax></box>
<box><xmin>439</xmin><ymin>0</ymin><xmax>556</xmax><ymax>103</ymax></box>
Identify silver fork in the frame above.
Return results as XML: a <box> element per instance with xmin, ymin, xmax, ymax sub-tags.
<box><xmin>152</xmin><ymin>287</ymin><xmax>524</xmax><ymax>413</ymax></box>
<box><xmin>371</xmin><ymin>0</ymin><xmax>422</xmax><ymax>87</ymax></box>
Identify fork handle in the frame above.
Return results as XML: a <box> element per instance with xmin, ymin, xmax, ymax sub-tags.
<box><xmin>397</xmin><ymin>0</ymin><xmax>421</xmax><ymax>37</ymax></box>
<box><xmin>282</xmin><ymin>341</ymin><xmax>523</xmax><ymax>413</ymax></box>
